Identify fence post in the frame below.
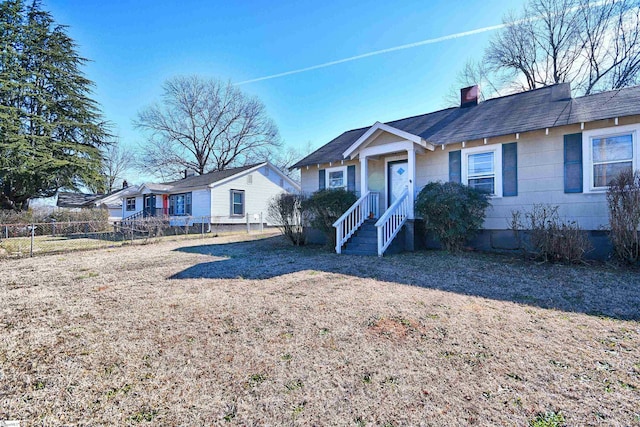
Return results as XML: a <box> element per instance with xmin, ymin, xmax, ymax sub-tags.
<box><xmin>30</xmin><ymin>223</ymin><xmax>35</xmax><ymax>257</ymax></box>
<box><xmin>260</xmin><ymin>212</ymin><xmax>264</xmax><ymax>233</ymax></box>
<box><xmin>246</xmin><ymin>212</ymin><xmax>250</xmax><ymax>234</ymax></box>
<box><xmin>4</xmin><ymin>225</ymin><xmax>7</xmax><ymax>239</ymax></box>
<box><xmin>201</xmin><ymin>218</ymin><xmax>204</xmax><ymax>238</ymax></box>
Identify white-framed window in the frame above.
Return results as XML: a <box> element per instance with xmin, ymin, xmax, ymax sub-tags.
<box><xmin>231</xmin><ymin>190</ymin><xmax>244</xmax><ymax>216</ymax></box>
<box><xmin>461</xmin><ymin>145</ymin><xmax>503</xmax><ymax>197</ymax></box>
<box><xmin>326</xmin><ymin>166</ymin><xmax>347</xmax><ymax>189</ymax></box>
<box><xmin>583</xmin><ymin>124</ymin><xmax>638</xmax><ymax>191</ymax></box>
<box><xmin>125</xmin><ymin>197</ymin><xmax>136</xmax><ymax>211</ymax></box>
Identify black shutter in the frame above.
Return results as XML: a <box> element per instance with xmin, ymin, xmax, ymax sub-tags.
<box><xmin>502</xmin><ymin>142</ymin><xmax>518</xmax><ymax>197</ymax></box>
<box><xmin>347</xmin><ymin>165</ymin><xmax>356</xmax><ymax>193</ymax></box>
<box><xmin>449</xmin><ymin>150</ymin><xmax>461</xmax><ymax>183</ymax></box>
<box><xmin>318</xmin><ymin>169</ymin><xmax>326</xmax><ymax>190</ymax></box>
<box><xmin>564</xmin><ymin>133</ymin><xmax>583</xmax><ymax>193</ymax></box>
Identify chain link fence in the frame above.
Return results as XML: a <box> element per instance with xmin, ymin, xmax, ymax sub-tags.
<box><xmin>0</xmin><ymin>212</ymin><xmax>268</xmax><ymax>259</ymax></box>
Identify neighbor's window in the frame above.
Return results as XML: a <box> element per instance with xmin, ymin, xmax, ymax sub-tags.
<box><xmin>461</xmin><ymin>145</ymin><xmax>503</xmax><ymax>197</ymax></box>
<box><xmin>467</xmin><ymin>151</ymin><xmax>495</xmax><ymax>194</ymax></box>
<box><xmin>591</xmin><ymin>133</ymin><xmax>633</xmax><ymax>188</ymax></box>
<box><xmin>326</xmin><ymin>166</ymin><xmax>347</xmax><ymax>189</ymax></box>
<box><xmin>125</xmin><ymin>197</ymin><xmax>136</xmax><ymax>211</ymax></box>
<box><xmin>169</xmin><ymin>192</ymin><xmax>192</xmax><ymax>216</ymax></box>
<box><xmin>231</xmin><ymin>190</ymin><xmax>244</xmax><ymax>216</ymax></box>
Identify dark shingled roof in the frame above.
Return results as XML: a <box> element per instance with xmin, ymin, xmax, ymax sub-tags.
<box><xmin>292</xmin><ymin>84</ymin><xmax>640</xmax><ymax>169</ymax></box>
<box><xmin>56</xmin><ymin>192</ymin><xmax>100</xmax><ymax>208</ymax></box>
<box><xmin>154</xmin><ymin>163</ymin><xmax>262</xmax><ymax>191</ymax></box>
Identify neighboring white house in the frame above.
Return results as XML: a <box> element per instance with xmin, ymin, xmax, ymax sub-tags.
<box><xmin>291</xmin><ymin>83</ymin><xmax>640</xmax><ymax>257</ymax></box>
<box><xmin>56</xmin><ymin>187</ymin><xmax>131</xmax><ymax>222</ymax></box>
<box><xmin>121</xmin><ymin>162</ymin><xmax>300</xmax><ymax>227</ymax></box>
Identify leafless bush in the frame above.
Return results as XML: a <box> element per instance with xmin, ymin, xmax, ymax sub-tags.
<box><xmin>50</xmin><ymin>207</ymin><xmax>110</xmax><ymax>224</ymax></box>
<box><xmin>0</xmin><ymin>207</ymin><xmax>110</xmax><ymax>226</ymax></box>
<box><xmin>134</xmin><ymin>216</ymin><xmax>168</xmax><ymax>238</ymax></box>
<box><xmin>511</xmin><ymin>204</ymin><xmax>592</xmax><ymax>263</ymax></box>
<box><xmin>267</xmin><ymin>193</ymin><xmax>307</xmax><ymax>245</ymax></box>
<box><xmin>606</xmin><ymin>169</ymin><xmax>640</xmax><ymax>263</ymax></box>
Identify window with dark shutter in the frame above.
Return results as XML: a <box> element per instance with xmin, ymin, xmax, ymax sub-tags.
<box><xmin>318</xmin><ymin>169</ymin><xmax>326</xmax><ymax>190</ymax></box>
<box><xmin>449</xmin><ymin>150</ymin><xmax>461</xmax><ymax>183</ymax></box>
<box><xmin>564</xmin><ymin>133</ymin><xmax>583</xmax><ymax>193</ymax></box>
<box><xmin>347</xmin><ymin>165</ymin><xmax>356</xmax><ymax>193</ymax></box>
<box><xmin>168</xmin><ymin>192</ymin><xmax>192</xmax><ymax>216</ymax></box>
<box><xmin>502</xmin><ymin>142</ymin><xmax>518</xmax><ymax>197</ymax></box>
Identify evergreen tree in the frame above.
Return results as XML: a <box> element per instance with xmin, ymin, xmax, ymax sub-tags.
<box><xmin>0</xmin><ymin>0</ymin><xmax>109</xmax><ymax>210</ymax></box>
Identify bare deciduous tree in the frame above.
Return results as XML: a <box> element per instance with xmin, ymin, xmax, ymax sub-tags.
<box><xmin>100</xmin><ymin>141</ymin><xmax>136</xmax><ymax>192</ymax></box>
<box><xmin>135</xmin><ymin>76</ymin><xmax>280</xmax><ymax>179</ymax></box>
<box><xmin>266</xmin><ymin>141</ymin><xmax>318</xmax><ymax>181</ymax></box>
<box><xmin>446</xmin><ymin>0</ymin><xmax>640</xmax><ymax>105</ymax></box>
<box><xmin>443</xmin><ymin>59</ymin><xmax>505</xmax><ymax>106</ymax></box>
<box><xmin>579</xmin><ymin>0</ymin><xmax>640</xmax><ymax>93</ymax></box>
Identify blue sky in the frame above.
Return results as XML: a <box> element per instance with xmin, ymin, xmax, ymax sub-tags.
<box><xmin>46</xmin><ymin>0</ymin><xmax>526</xmax><ymax>171</ymax></box>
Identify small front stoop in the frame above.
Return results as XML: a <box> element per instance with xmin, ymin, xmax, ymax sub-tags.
<box><xmin>341</xmin><ymin>219</ymin><xmax>378</xmax><ymax>256</ymax></box>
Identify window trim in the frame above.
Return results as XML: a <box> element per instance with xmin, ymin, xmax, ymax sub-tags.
<box><xmin>125</xmin><ymin>197</ymin><xmax>136</xmax><ymax>212</ymax></box>
<box><xmin>230</xmin><ymin>189</ymin><xmax>245</xmax><ymax>216</ymax></box>
<box><xmin>582</xmin><ymin>124</ymin><xmax>639</xmax><ymax>192</ymax></box>
<box><xmin>325</xmin><ymin>165</ymin><xmax>347</xmax><ymax>190</ymax></box>
<box><xmin>461</xmin><ymin>144</ymin><xmax>503</xmax><ymax>197</ymax></box>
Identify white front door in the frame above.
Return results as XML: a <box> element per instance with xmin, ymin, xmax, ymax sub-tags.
<box><xmin>388</xmin><ymin>160</ymin><xmax>409</xmax><ymax>207</ymax></box>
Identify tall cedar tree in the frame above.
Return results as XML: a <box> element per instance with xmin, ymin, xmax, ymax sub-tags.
<box><xmin>0</xmin><ymin>0</ymin><xmax>109</xmax><ymax>210</ymax></box>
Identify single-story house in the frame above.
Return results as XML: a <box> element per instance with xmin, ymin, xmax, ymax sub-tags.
<box><xmin>121</xmin><ymin>162</ymin><xmax>300</xmax><ymax>227</ymax></box>
<box><xmin>57</xmin><ymin>187</ymin><xmax>131</xmax><ymax>221</ymax></box>
<box><xmin>291</xmin><ymin>83</ymin><xmax>640</xmax><ymax>257</ymax></box>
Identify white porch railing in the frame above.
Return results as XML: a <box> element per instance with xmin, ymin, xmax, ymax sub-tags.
<box><xmin>375</xmin><ymin>188</ymin><xmax>409</xmax><ymax>257</ymax></box>
<box><xmin>333</xmin><ymin>191</ymin><xmax>379</xmax><ymax>254</ymax></box>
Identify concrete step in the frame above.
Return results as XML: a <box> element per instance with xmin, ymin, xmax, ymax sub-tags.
<box><xmin>348</xmin><ymin>236</ymin><xmax>377</xmax><ymax>245</ymax></box>
<box><xmin>345</xmin><ymin>242</ymin><xmax>377</xmax><ymax>251</ymax></box>
<box><xmin>342</xmin><ymin>248</ymin><xmax>377</xmax><ymax>256</ymax></box>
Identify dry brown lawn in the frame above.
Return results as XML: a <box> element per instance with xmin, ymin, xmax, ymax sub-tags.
<box><xmin>1</xmin><ymin>233</ymin><xmax>639</xmax><ymax>426</ymax></box>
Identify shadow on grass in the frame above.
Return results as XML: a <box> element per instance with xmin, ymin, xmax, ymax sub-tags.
<box><xmin>170</xmin><ymin>235</ymin><xmax>640</xmax><ymax>321</ymax></box>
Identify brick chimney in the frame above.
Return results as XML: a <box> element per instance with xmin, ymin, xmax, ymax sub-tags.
<box><xmin>460</xmin><ymin>85</ymin><xmax>479</xmax><ymax>108</ymax></box>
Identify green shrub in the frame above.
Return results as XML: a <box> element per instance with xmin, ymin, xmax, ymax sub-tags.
<box><xmin>267</xmin><ymin>193</ymin><xmax>307</xmax><ymax>246</ymax></box>
<box><xmin>415</xmin><ymin>181</ymin><xmax>490</xmax><ymax>252</ymax></box>
<box><xmin>606</xmin><ymin>169</ymin><xmax>640</xmax><ymax>263</ymax></box>
<box><xmin>302</xmin><ymin>189</ymin><xmax>357</xmax><ymax>248</ymax></box>
<box><xmin>510</xmin><ymin>204</ymin><xmax>592</xmax><ymax>263</ymax></box>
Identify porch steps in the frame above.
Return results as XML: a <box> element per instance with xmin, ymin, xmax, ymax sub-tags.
<box><xmin>342</xmin><ymin>219</ymin><xmax>378</xmax><ymax>256</ymax></box>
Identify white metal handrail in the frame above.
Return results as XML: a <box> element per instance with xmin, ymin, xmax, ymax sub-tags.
<box><xmin>333</xmin><ymin>191</ymin><xmax>379</xmax><ymax>254</ymax></box>
<box><xmin>375</xmin><ymin>188</ymin><xmax>409</xmax><ymax>257</ymax></box>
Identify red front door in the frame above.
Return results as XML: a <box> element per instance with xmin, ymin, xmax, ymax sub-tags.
<box><xmin>163</xmin><ymin>195</ymin><xmax>169</xmax><ymax>216</ymax></box>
